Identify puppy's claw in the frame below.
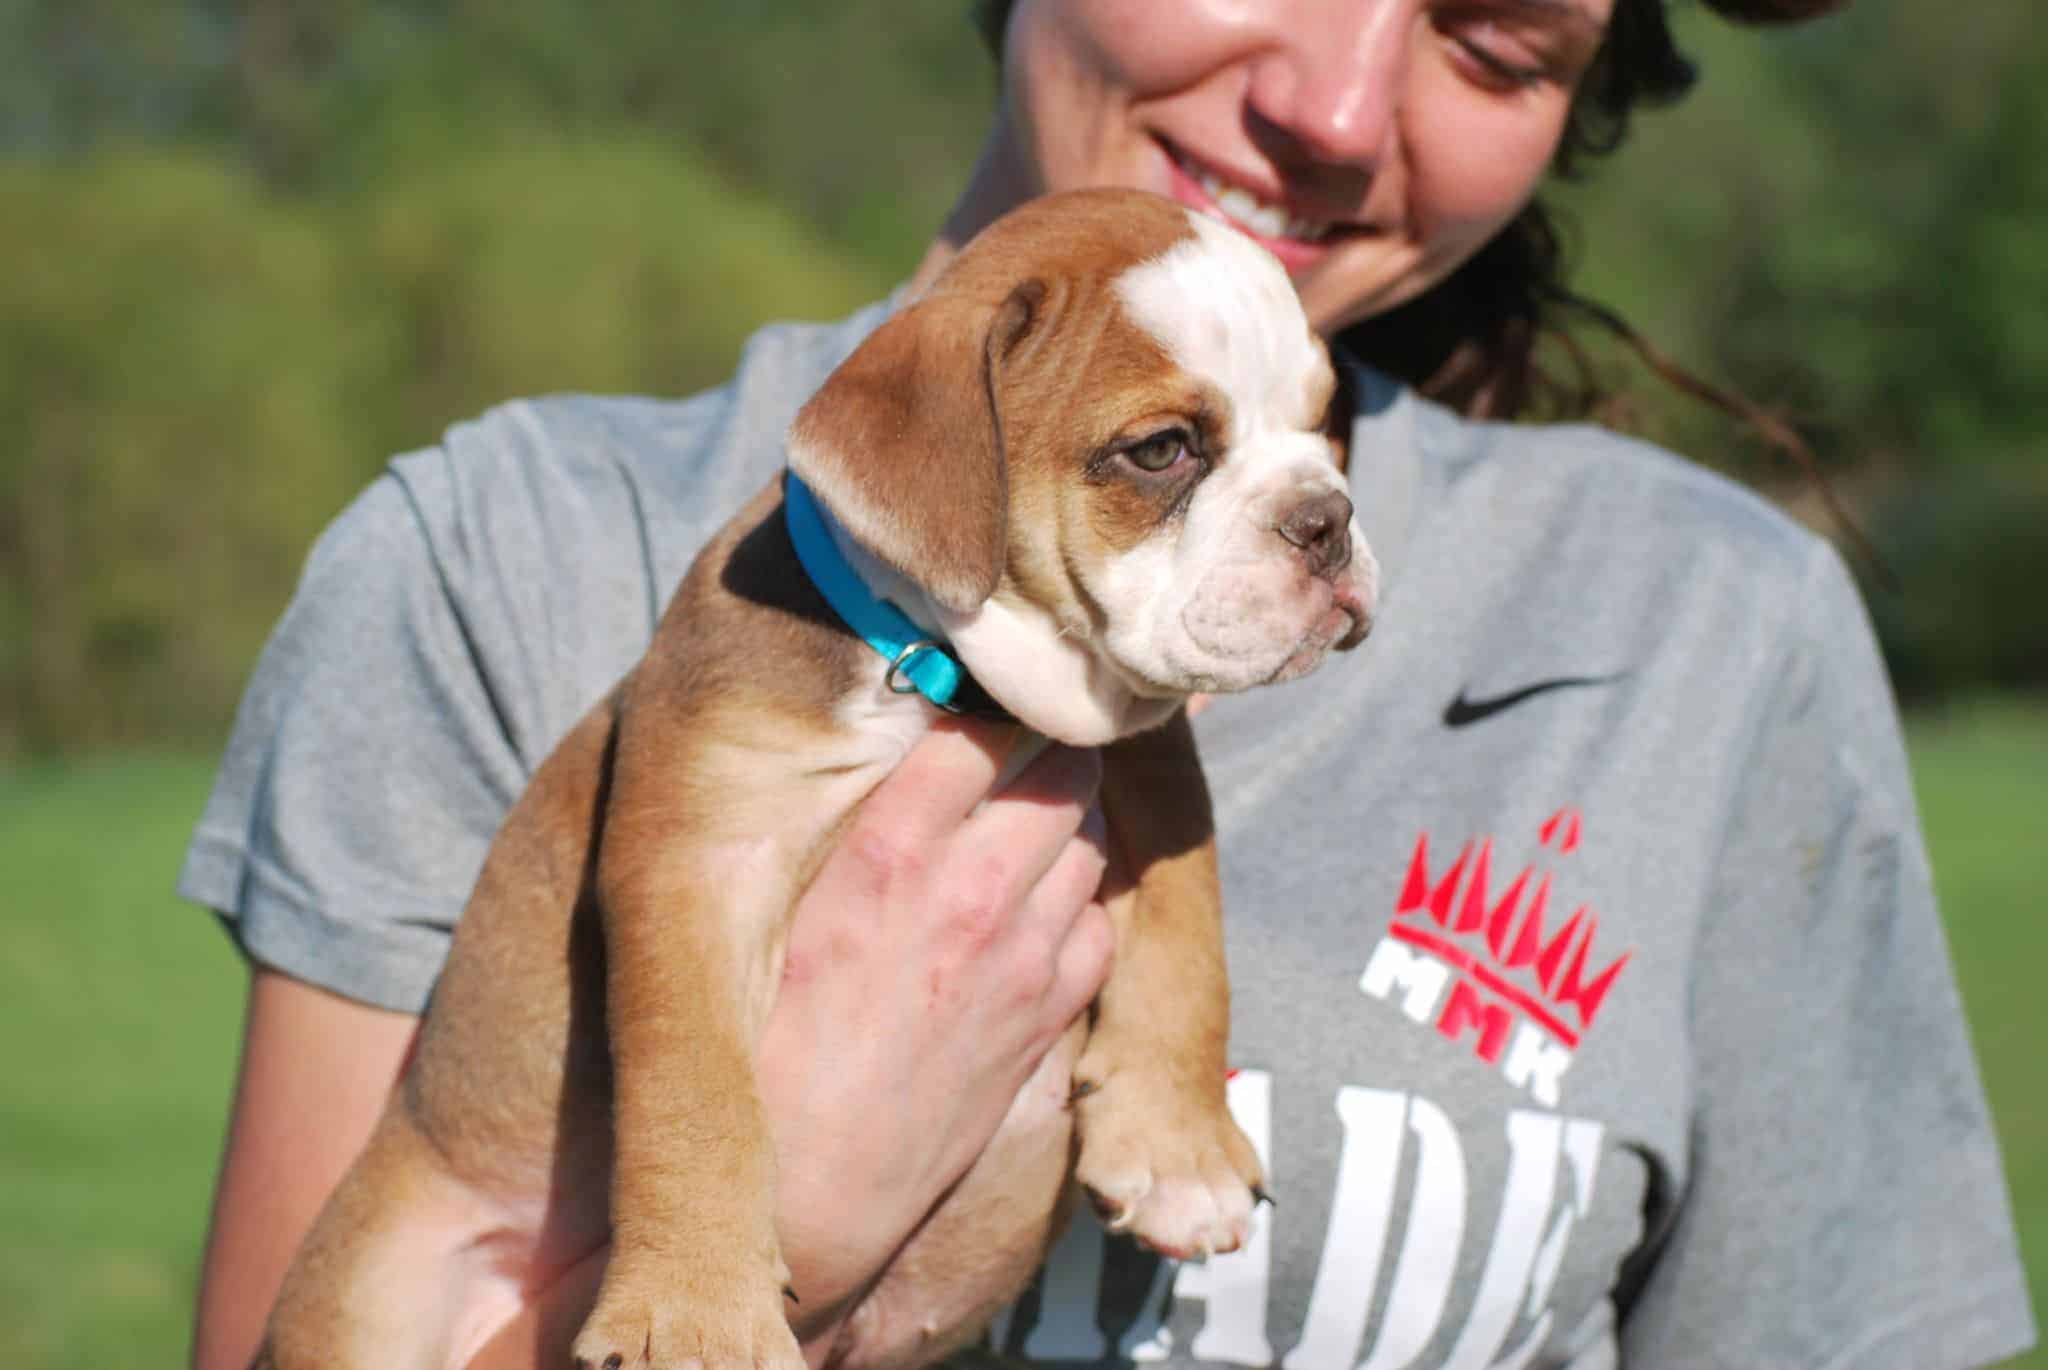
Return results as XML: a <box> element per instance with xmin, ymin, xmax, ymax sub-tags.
<box><xmin>574</xmin><ymin>1264</ymin><xmax>805</xmax><ymax>1370</ymax></box>
<box><xmin>1071</xmin><ymin>1064</ymin><xmax>1264</xmax><ymax>1263</ymax></box>
<box><xmin>1087</xmin><ymin>1189</ymin><xmax>1132</xmax><ymax>1231</ymax></box>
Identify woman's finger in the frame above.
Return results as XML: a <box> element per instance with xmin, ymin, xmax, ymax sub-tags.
<box><xmin>949</xmin><ymin>742</ymin><xmax>1102</xmax><ymax>917</ymax></box>
<box><xmin>858</xmin><ymin>716</ymin><xmax>1024</xmax><ymax>846</ymax></box>
<box><xmin>1047</xmin><ymin>897</ymin><xmax>1116</xmax><ymax>1023</ymax></box>
<box><xmin>1013</xmin><ymin>803</ymin><xmax>1110</xmax><ymax>942</ymax></box>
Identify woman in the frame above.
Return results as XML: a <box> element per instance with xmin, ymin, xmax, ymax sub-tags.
<box><xmin>185</xmin><ymin>3</ymin><xmax>2037</xmax><ymax>1368</ymax></box>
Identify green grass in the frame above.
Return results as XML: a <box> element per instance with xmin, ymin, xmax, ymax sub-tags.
<box><xmin>1</xmin><ymin>702</ymin><xmax>2042</xmax><ymax>1366</ymax></box>
<box><xmin>1908</xmin><ymin>697</ymin><xmax>2048</xmax><ymax>1368</ymax></box>
<box><xmin>0</xmin><ymin>755</ymin><xmax>244</xmax><ymax>1365</ymax></box>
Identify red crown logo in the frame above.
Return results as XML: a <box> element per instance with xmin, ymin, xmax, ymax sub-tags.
<box><xmin>1388</xmin><ymin>808</ymin><xmax>1630</xmax><ymax>1050</ymax></box>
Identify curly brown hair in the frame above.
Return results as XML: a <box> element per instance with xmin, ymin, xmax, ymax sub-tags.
<box><xmin>971</xmin><ymin>0</ymin><xmax>1848</xmax><ymax>425</ymax></box>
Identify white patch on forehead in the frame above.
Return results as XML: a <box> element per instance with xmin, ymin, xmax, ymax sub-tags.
<box><xmin>1088</xmin><ymin>209</ymin><xmax>1370</xmax><ymax>698</ymax></box>
<box><xmin>1111</xmin><ymin>210</ymin><xmax>1322</xmax><ymax>438</ymax></box>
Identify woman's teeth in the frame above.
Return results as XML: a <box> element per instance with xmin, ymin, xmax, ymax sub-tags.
<box><xmin>1182</xmin><ymin>159</ymin><xmax>1334</xmax><ymax>243</ymax></box>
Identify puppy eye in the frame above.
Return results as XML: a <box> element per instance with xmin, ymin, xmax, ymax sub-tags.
<box><xmin>1124</xmin><ymin>429</ymin><xmax>1191</xmax><ymax>473</ymax></box>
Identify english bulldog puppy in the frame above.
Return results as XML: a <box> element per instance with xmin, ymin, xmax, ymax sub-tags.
<box><xmin>259</xmin><ymin>188</ymin><xmax>1376</xmax><ymax>1370</ymax></box>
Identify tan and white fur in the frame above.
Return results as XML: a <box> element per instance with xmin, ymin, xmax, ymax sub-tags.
<box><xmin>258</xmin><ymin>189</ymin><xmax>1376</xmax><ymax>1370</ymax></box>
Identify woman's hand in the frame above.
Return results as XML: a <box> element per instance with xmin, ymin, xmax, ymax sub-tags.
<box><xmin>758</xmin><ymin>718</ymin><xmax>1115</xmax><ymax>1348</ymax></box>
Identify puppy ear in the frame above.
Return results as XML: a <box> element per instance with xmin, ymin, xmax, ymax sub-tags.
<box><xmin>788</xmin><ymin>280</ymin><xmax>1043</xmax><ymax>614</ymax></box>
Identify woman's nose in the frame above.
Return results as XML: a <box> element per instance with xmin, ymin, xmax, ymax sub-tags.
<box><xmin>1245</xmin><ymin>0</ymin><xmax>1409</xmax><ymax>168</ymax></box>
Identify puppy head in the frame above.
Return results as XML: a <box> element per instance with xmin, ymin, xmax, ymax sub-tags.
<box><xmin>788</xmin><ymin>188</ymin><xmax>1376</xmax><ymax>744</ymax></box>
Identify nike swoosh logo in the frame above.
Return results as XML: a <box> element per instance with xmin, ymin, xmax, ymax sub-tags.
<box><xmin>1443</xmin><ymin>672</ymin><xmax>1627</xmax><ymax>728</ymax></box>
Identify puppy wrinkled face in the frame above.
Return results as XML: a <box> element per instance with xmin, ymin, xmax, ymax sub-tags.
<box><xmin>833</xmin><ymin>190</ymin><xmax>1377</xmax><ymax>744</ymax></box>
<box><xmin>988</xmin><ymin>209</ymin><xmax>1374</xmax><ymax>710</ymax></box>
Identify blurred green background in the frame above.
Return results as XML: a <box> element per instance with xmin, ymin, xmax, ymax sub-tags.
<box><xmin>0</xmin><ymin>0</ymin><xmax>2040</xmax><ymax>1365</ymax></box>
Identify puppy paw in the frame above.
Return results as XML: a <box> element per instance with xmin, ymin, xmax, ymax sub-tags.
<box><xmin>572</xmin><ymin>1257</ymin><xmax>804</xmax><ymax>1370</ymax></box>
<box><xmin>1071</xmin><ymin>1069</ymin><xmax>1264</xmax><ymax>1261</ymax></box>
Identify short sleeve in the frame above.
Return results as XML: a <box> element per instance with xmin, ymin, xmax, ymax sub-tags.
<box><xmin>1618</xmin><ymin>545</ymin><xmax>2036</xmax><ymax>1368</ymax></box>
<box><xmin>176</xmin><ymin>470</ymin><xmax>549</xmax><ymax>1011</ymax></box>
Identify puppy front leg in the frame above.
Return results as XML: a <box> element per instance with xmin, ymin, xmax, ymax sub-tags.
<box><xmin>573</xmin><ymin>820</ymin><xmax>805</xmax><ymax>1370</ymax></box>
<box><xmin>1072</xmin><ymin>710</ymin><xmax>1265</xmax><ymax>1261</ymax></box>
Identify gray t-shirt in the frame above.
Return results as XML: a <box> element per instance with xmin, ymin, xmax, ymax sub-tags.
<box><xmin>180</xmin><ymin>300</ymin><xmax>2036</xmax><ymax>1370</ymax></box>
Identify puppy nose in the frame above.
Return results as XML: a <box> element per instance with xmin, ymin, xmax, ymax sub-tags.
<box><xmin>1278</xmin><ymin>490</ymin><xmax>1353</xmax><ymax>577</ymax></box>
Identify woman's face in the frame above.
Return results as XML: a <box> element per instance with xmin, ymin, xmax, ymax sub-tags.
<box><xmin>993</xmin><ymin>0</ymin><xmax>1613</xmax><ymax>335</ymax></box>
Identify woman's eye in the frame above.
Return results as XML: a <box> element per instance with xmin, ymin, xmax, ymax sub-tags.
<box><xmin>1438</xmin><ymin>13</ymin><xmax>1558</xmax><ymax>93</ymax></box>
<box><xmin>1457</xmin><ymin>33</ymin><xmax>1544</xmax><ymax>89</ymax></box>
<box><xmin>1125</xmin><ymin>431</ymin><xmax>1190</xmax><ymax>473</ymax></box>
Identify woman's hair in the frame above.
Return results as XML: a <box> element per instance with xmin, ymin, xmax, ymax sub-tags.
<box><xmin>971</xmin><ymin>0</ymin><xmax>1847</xmax><ymax>425</ymax></box>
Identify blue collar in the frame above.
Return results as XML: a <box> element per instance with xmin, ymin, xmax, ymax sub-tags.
<box><xmin>782</xmin><ymin>471</ymin><xmax>983</xmax><ymax>713</ymax></box>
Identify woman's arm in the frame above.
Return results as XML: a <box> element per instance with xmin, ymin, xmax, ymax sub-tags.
<box><xmin>190</xmin><ymin>972</ymin><xmax>420</xmax><ymax>1370</ymax></box>
<box><xmin>193</xmin><ymin>719</ymin><xmax>1112</xmax><ymax>1370</ymax></box>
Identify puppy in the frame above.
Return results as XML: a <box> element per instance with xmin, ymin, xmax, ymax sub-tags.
<box><xmin>260</xmin><ymin>188</ymin><xmax>1376</xmax><ymax>1370</ymax></box>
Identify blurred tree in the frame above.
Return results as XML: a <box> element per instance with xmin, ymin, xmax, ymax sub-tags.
<box><xmin>0</xmin><ymin>0</ymin><xmax>230</xmax><ymax>151</ymax></box>
<box><xmin>1</xmin><ymin>0</ymin><xmax>991</xmax><ymax>272</ymax></box>
<box><xmin>1557</xmin><ymin>0</ymin><xmax>2045</xmax><ymax>478</ymax></box>
<box><xmin>0</xmin><ymin>141</ymin><xmax>883</xmax><ymax>752</ymax></box>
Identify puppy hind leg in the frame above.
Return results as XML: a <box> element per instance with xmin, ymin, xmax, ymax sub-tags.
<box><xmin>264</xmin><ymin>1109</ymin><xmax>530</xmax><ymax>1370</ymax></box>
